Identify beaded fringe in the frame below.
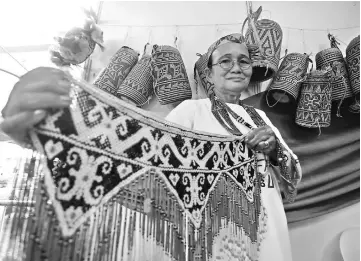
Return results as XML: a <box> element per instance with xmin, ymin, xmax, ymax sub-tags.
<box><xmin>0</xmin><ymin>169</ymin><xmax>267</xmax><ymax>261</ymax></box>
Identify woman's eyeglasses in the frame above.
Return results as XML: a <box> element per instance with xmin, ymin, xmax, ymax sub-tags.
<box><xmin>212</xmin><ymin>58</ymin><xmax>252</xmax><ymax>71</ymax></box>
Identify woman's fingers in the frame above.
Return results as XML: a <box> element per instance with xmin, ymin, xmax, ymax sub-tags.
<box><xmin>246</xmin><ymin>128</ymin><xmax>265</xmax><ymax>149</ymax></box>
<box><xmin>19</xmin><ymin>92</ymin><xmax>72</xmax><ymax>111</ymax></box>
<box><xmin>2</xmin><ymin>67</ymin><xmax>73</xmax><ymax>117</ymax></box>
<box><xmin>18</xmin><ymin>67</ymin><xmax>72</xmax><ymax>93</ymax></box>
<box><xmin>0</xmin><ymin>110</ymin><xmax>47</xmax><ymax>144</ymax></box>
<box><xmin>245</xmin><ymin>126</ymin><xmax>277</xmax><ymax>155</ymax></box>
<box><xmin>0</xmin><ymin>66</ymin><xmax>73</xmax><ymax>145</ymax></box>
<box><xmin>21</xmin><ymin>78</ymin><xmax>72</xmax><ymax>94</ymax></box>
<box><xmin>4</xmin><ymin>92</ymin><xmax>71</xmax><ymax>117</ymax></box>
<box><xmin>256</xmin><ymin>136</ymin><xmax>276</xmax><ymax>154</ymax></box>
<box><xmin>19</xmin><ymin>67</ymin><xmax>67</xmax><ymax>81</ymax></box>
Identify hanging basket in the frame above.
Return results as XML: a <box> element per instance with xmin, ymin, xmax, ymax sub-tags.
<box><xmin>244</xmin><ymin>19</ymin><xmax>283</xmax><ymax>83</ymax></box>
<box><xmin>117</xmin><ymin>54</ymin><xmax>153</xmax><ymax>107</ymax></box>
<box><xmin>93</xmin><ymin>46</ymin><xmax>139</xmax><ymax>95</ymax></box>
<box><xmin>315</xmin><ymin>48</ymin><xmax>353</xmax><ymax>101</ymax></box>
<box><xmin>268</xmin><ymin>53</ymin><xmax>312</xmax><ymax>105</ymax></box>
<box><xmin>296</xmin><ymin>70</ymin><xmax>332</xmax><ymax>128</ymax></box>
<box><xmin>151</xmin><ymin>45</ymin><xmax>192</xmax><ymax>105</ymax></box>
<box><xmin>346</xmin><ymin>35</ymin><xmax>360</xmax><ymax>113</ymax></box>
<box><xmin>346</xmin><ymin>35</ymin><xmax>360</xmax><ymax>96</ymax></box>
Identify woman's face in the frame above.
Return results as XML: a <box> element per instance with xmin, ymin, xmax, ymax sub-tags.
<box><xmin>208</xmin><ymin>42</ymin><xmax>252</xmax><ymax>94</ymax></box>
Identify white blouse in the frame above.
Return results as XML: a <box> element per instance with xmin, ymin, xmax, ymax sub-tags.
<box><xmin>165</xmin><ymin>98</ymin><xmax>301</xmax><ymax>261</ymax></box>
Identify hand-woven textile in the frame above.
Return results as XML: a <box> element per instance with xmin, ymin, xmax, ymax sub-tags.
<box><xmin>346</xmin><ymin>35</ymin><xmax>360</xmax><ymax>98</ymax></box>
<box><xmin>268</xmin><ymin>53</ymin><xmax>311</xmax><ymax>103</ymax></box>
<box><xmin>315</xmin><ymin>48</ymin><xmax>353</xmax><ymax>101</ymax></box>
<box><xmin>117</xmin><ymin>54</ymin><xmax>153</xmax><ymax>107</ymax></box>
<box><xmin>93</xmin><ymin>46</ymin><xmax>139</xmax><ymax>96</ymax></box>
<box><xmin>194</xmin><ymin>53</ymin><xmax>214</xmax><ymax>97</ymax></box>
<box><xmin>245</xmin><ymin>19</ymin><xmax>283</xmax><ymax>83</ymax></box>
<box><xmin>6</xmin><ymin>78</ymin><xmax>267</xmax><ymax>261</ymax></box>
<box><xmin>151</xmin><ymin>45</ymin><xmax>192</xmax><ymax>105</ymax></box>
<box><xmin>296</xmin><ymin>70</ymin><xmax>332</xmax><ymax>128</ymax></box>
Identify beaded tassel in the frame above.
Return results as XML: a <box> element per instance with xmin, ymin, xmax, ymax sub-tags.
<box><xmin>210</xmin><ymin>93</ymin><xmax>301</xmax><ymax>203</ymax></box>
<box><xmin>0</xmin><ymin>77</ymin><xmax>270</xmax><ymax>261</ymax></box>
<box><xmin>1</xmin><ymin>170</ymin><xmax>267</xmax><ymax>261</ymax></box>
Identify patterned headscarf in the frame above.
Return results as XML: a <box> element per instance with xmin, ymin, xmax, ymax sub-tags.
<box><xmin>193</xmin><ymin>33</ymin><xmax>262</xmax><ymax>96</ymax></box>
<box><xmin>205</xmin><ymin>33</ymin><xmax>262</xmax><ymax>72</ymax></box>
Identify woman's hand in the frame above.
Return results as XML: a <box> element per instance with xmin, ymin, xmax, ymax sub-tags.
<box><xmin>0</xmin><ymin>67</ymin><xmax>72</xmax><ymax>145</ymax></box>
<box><xmin>245</xmin><ymin>125</ymin><xmax>277</xmax><ymax>156</ymax></box>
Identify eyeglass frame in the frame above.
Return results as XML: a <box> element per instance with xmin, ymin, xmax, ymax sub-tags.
<box><xmin>211</xmin><ymin>57</ymin><xmax>253</xmax><ymax>71</ymax></box>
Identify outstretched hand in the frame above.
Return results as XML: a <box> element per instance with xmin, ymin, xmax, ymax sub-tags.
<box><xmin>0</xmin><ymin>67</ymin><xmax>72</xmax><ymax>146</ymax></box>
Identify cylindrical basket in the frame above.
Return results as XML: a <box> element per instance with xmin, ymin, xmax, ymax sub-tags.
<box><xmin>315</xmin><ymin>48</ymin><xmax>353</xmax><ymax>101</ymax></box>
<box><xmin>94</xmin><ymin>46</ymin><xmax>139</xmax><ymax>96</ymax></box>
<box><xmin>346</xmin><ymin>35</ymin><xmax>360</xmax><ymax>113</ymax></box>
<box><xmin>151</xmin><ymin>45</ymin><xmax>192</xmax><ymax>105</ymax></box>
<box><xmin>346</xmin><ymin>35</ymin><xmax>360</xmax><ymax>97</ymax></box>
<box><xmin>117</xmin><ymin>54</ymin><xmax>153</xmax><ymax>107</ymax></box>
<box><xmin>268</xmin><ymin>53</ymin><xmax>311</xmax><ymax>104</ymax></box>
<box><xmin>245</xmin><ymin>19</ymin><xmax>283</xmax><ymax>83</ymax></box>
<box><xmin>296</xmin><ymin>70</ymin><xmax>332</xmax><ymax>128</ymax></box>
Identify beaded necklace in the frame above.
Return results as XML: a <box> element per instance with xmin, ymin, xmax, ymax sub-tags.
<box><xmin>210</xmin><ymin>93</ymin><xmax>297</xmax><ymax>187</ymax></box>
<box><xmin>210</xmin><ymin>93</ymin><xmax>266</xmax><ymax>135</ymax></box>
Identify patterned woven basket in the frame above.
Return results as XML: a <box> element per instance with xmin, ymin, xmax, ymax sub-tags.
<box><xmin>296</xmin><ymin>70</ymin><xmax>332</xmax><ymax>128</ymax></box>
<box><xmin>117</xmin><ymin>54</ymin><xmax>153</xmax><ymax>107</ymax></box>
<box><xmin>346</xmin><ymin>35</ymin><xmax>360</xmax><ymax>97</ymax></box>
<box><xmin>194</xmin><ymin>53</ymin><xmax>214</xmax><ymax>97</ymax></box>
<box><xmin>268</xmin><ymin>53</ymin><xmax>311</xmax><ymax>104</ymax></box>
<box><xmin>151</xmin><ymin>45</ymin><xmax>192</xmax><ymax>105</ymax></box>
<box><xmin>93</xmin><ymin>46</ymin><xmax>139</xmax><ymax>95</ymax></box>
<box><xmin>315</xmin><ymin>48</ymin><xmax>353</xmax><ymax>101</ymax></box>
<box><xmin>245</xmin><ymin>19</ymin><xmax>283</xmax><ymax>83</ymax></box>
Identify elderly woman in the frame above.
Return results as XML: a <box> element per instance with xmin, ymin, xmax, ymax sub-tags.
<box><xmin>165</xmin><ymin>35</ymin><xmax>302</xmax><ymax>260</ymax></box>
<box><xmin>0</xmin><ymin>35</ymin><xmax>301</xmax><ymax>260</ymax></box>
